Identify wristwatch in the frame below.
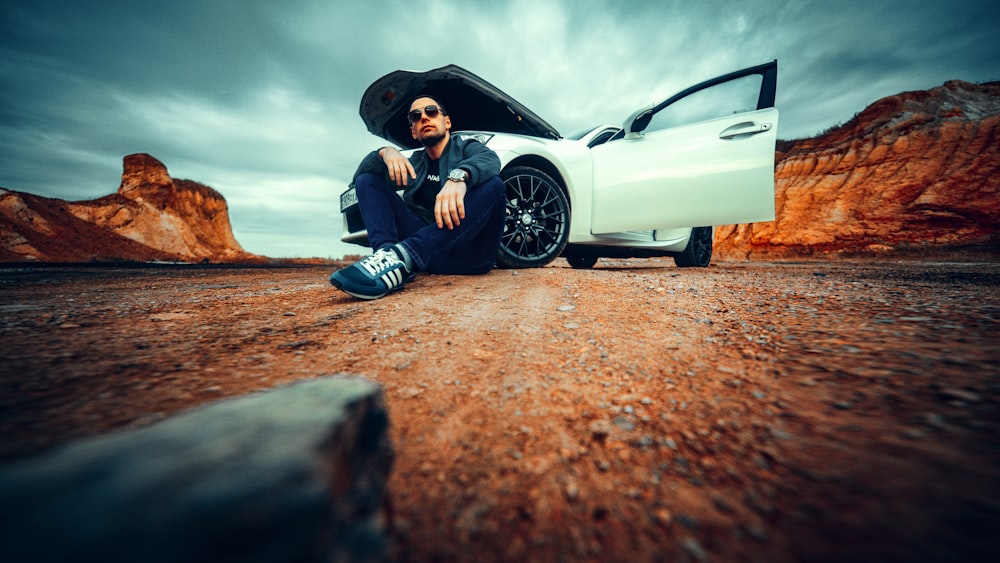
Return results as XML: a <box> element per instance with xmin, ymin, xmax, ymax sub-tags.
<box><xmin>447</xmin><ymin>169</ymin><xmax>468</xmax><ymax>183</ymax></box>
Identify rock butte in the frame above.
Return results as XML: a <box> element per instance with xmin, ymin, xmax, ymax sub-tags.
<box><xmin>1</xmin><ymin>154</ymin><xmax>260</xmax><ymax>263</ymax></box>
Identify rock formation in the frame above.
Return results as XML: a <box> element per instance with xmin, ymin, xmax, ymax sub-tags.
<box><xmin>715</xmin><ymin>80</ymin><xmax>1000</xmax><ymax>259</ymax></box>
<box><xmin>0</xmin><ymin>154</ymin><xmax>260</xmax><ymax>263</ymax></box>
<box><xmin>0</xmin><ymin>376</ymin><xmax>393</xmax><ymax>563</ymax></box>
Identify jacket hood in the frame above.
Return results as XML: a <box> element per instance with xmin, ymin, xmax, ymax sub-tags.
<box><xmin>359</xmin><ymin>64</ymin><xmax>561</xmax><ymax>149</ymax></box>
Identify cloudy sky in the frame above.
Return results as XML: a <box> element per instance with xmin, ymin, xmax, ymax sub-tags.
<box><xmin>2</xmin><ymin>0</ymin><xmax>998</xmax><ymax>259</ymax></box>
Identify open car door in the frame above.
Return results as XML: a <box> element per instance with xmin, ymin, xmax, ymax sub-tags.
<box><xmin>590</xmin><ymin>61</ymin><xmax>778</xmax><ymax>234</ymax></box>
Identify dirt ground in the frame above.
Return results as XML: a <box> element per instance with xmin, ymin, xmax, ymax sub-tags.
<box><xmin>2</xmin><ymin>258</ymin><xmax>998</xmax><ymax>562</ymax></box>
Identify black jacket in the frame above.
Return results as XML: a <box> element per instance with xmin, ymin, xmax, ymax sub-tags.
<box><xmin>351</xmin><ymin>135</ymin><xmax>501</xmax><ymax>222</ymax></box>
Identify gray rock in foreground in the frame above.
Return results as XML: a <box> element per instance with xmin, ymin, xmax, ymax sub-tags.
<box><xmin>0</xmin><ymin>375</ymin><xmax>393</xmax><ymax>563</ymax></box>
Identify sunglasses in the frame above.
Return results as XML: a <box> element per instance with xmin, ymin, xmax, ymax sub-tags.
<box><xmin>407</xmin><ymin>105</ymin><xmax>443</xmax><ymax>124</ymax></box>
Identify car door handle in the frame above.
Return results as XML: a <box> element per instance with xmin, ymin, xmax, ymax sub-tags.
<box><xmin>719</xmin><ymin>122</ymin><xmax>772</xmax><ymax>139</ymax></box>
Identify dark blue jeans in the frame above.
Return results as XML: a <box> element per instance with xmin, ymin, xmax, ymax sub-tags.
<box><xmin>354</xmin><ymin>173</ymin><xmax>505</xmax><ymax>274</ymax></box>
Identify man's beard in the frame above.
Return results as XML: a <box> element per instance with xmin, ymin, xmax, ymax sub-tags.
<box><xmin>419</xmin><ymin>131</ymin><xmax>446</xmax><ymax>147</ymax></box>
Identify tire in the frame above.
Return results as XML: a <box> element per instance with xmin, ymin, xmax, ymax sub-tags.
<box><xmin>497</xmin><ymin>166</ymin><xmax>570</xmax><ymax>268</ymax></box>
<box><xmin>566</xmin><ymin>255</ymin><xmax>598</xmax><ymax>269</ymax></box>
<box><xmin>673</xmin><ymin>226</ymin><xmax>713</xmax><ymax>267</ymax></box>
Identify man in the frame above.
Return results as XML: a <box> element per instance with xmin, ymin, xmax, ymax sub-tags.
<box><xmin>330</xmin><ymin>95</ymin><xmax>505</xmax><ymax>300</ymax></box>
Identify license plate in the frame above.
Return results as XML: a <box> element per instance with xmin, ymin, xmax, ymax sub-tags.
<box><xmin>339</xmin><ymin>187</ymin><xmax>358</xmax><ymax>212</ymax></box>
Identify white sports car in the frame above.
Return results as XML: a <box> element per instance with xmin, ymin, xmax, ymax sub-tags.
<box><xmin>340</xmin><ymin>61</ymin><xmax>778</xmax><ymax>268</ymax></box>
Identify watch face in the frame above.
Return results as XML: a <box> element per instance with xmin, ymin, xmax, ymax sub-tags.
<box><xmin>449</xmin><ymin>170</ymin><xmax>465</xmax><ymax>182</ymax></box>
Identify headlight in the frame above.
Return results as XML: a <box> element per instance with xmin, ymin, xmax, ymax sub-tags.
<box><xmin>454</xmin><ymin>132</ymin><xmax>494</xmax><ymax>145</ymax></box>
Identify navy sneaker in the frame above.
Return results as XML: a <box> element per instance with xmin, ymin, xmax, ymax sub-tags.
<box><xmin>330</xmin><ymin>246</ymin><xmax>412</xmax><ymax>300</ymax></box>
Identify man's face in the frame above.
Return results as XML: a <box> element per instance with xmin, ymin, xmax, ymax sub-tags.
<box><xmin>409</xmin><ymin>97</ymin><xmax>451</xmax><ymax>147</ymax></box>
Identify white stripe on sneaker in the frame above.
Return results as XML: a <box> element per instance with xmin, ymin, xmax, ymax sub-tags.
<box><xmin>382</xmin><ymin>269</ymin><xmax>402</xmax><ymax>288</ymax></box>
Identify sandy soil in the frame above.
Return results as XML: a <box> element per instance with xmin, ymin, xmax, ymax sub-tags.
<box><xmin>2</xmin><ymin>258</ymin><xmax>998</xmax><ymax>561</ymax></box>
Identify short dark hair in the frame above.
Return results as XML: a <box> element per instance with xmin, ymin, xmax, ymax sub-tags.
<box><xmin>409</xmin><ymin>94</ymin><xmax>447</xmax><ymax>115</ymax></box>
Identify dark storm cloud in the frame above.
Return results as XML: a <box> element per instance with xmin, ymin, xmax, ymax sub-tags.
<box><xmin>3</xmin><ymin>1</ymin><xmax>306</xmax><ymax>105</ymax></box>
<box><xmin>1</xmin><ymin>0</ymin><xmax>998</xmax><ymax>258</ymax></box>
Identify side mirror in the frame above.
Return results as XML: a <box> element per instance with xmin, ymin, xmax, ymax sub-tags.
<box><xmin>623</xmin><ymin>105</ymin><xmax>655</xmax><ymax>139</ymax></box>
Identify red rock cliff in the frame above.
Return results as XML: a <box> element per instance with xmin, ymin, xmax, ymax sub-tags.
<box><xmin>0</xmin><ymin>154</ymin><xmax>260</xmax><ymax>263</ymax></box>
<box><xmin>715</xmin><ymin>80</ymin><xmax>1000</xmax><ymax>258</ymax></box>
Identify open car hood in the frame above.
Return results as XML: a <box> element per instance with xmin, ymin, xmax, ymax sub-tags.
<box><xmin>359</xmin><ymin>64</ymin><xmax>561</xmax><ymax>149</ymax></box>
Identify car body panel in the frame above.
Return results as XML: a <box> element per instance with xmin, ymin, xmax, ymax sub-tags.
<box><xmin>591</xmin><ymin>107</ymin><xmax>779</xmax><ymax>233</ymax></box>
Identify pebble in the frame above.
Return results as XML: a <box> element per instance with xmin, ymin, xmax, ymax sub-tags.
<box><xmin>611</xmin><ymin>416</ymin><xmax>635</xmax><ymax>431</ymax></box>
<box><xmin>633</xmin><ymin>435</ymin><xmax>653</xmax><ymax>448</ymax></box>
<box><xmin>589</xmin><ymin>420</ymin><xmax>612</xmax><ymax>440</ymax></box>
<box><xmin>939</xmin><ymin>387</ymin><xmax>981</xmax><ymax>403</ymax></box>
<box><xmin>564</xmin><ymin>480</ymin><xmax>579</xmax><ymax>501</ymax></box>
<box><xmin>744</xmin><ymin>522</ymin><xmax>769</xmax><ymax>542</ymax></box>
<box><xmin>922</xmin><ymin>412</ymin><xmax>946</xmax><ymax>429</ymax></box>
<box><xmin>752</xmin><ymin>454</ymin><xmax>771</xmax><ymax>470</ymax></box>
<box><xmin>769</xmin><ymin>427</ymin><xmax>795</xmax><ymax>440</ymax></box>
<box><xmin>398</xmin><ymin>387</ymin><xmax>423</xmax><ymax>399</ymax></box>
<box><xmin>676</xmin><ymin>514</ymin><xmax>700</xmax><ymax>529</ymax></box>
<box><xmin>744</xmin><ymin>490</ymin><xmax>776</xmax><ymax>517</ymax></box>
<box><xmin>711</xmin><ymin>492</ymin><xmax>736</xmax><ymax>513</ymax></box>
<box><xmin>653</xmin><ymin>508</ymin><xmax>672</xmax><ymax>526</ymax></box>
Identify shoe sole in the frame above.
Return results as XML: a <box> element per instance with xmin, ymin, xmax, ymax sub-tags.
<box><xmin>330</xmin><ymin>274</ymin><xmax>394</xmax><ymax>300</ymax></box>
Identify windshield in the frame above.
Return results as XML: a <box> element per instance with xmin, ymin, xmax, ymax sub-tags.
<box><xmin>568</xmin><ymin>126</ymin><xmax>602</xmax><ymax>140</ymax></box>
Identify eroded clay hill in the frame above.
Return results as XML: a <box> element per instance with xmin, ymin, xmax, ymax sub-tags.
<box><xmin>715</xmin><ymin>80</ymin><xmax>1000</xmax><ymax>258</ymax></box>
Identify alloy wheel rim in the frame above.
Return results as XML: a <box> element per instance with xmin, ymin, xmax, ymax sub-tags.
<box><xmin>501</xmin><ymin>174</ymin><xmax>567</xmax><ymax>261</ymax></box>
<box><xmin>694</xmin><ymin>227</ymin><xmax>712</xmax><ymax>264</ymax></box>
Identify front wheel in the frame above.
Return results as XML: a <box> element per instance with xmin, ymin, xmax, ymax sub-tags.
<box><xmin>673</xmin><ymin>226</ymin><xmax>713</xmax><ymax>267</ymax></box>
<box><xmin>497</xmin><ymin>166</ymin><xmax>570</xmax><ymax>268</ymax></box>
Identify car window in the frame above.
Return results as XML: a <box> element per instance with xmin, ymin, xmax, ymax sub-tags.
<box><xmin>645</xmin><ymin>74</ymin><xmax>763</xmax><ymax>133</ymax></box>
<box><xmin>587</xmin><ymin>128</ymin><xmax>622</xmax><ymax>148</ymax></box>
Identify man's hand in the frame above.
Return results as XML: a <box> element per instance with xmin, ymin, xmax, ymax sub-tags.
<box><xmin>379</xmin><ymin>147</ymin><xmax>415</xmax><ymax>187</ymax></box>
<box><xmin>435</xmin><ymin>180</ymin><xmax>467</xmax><ymax>230</ymax></box>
